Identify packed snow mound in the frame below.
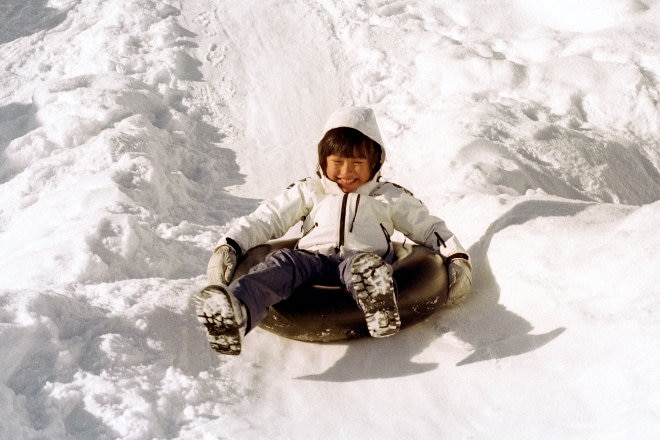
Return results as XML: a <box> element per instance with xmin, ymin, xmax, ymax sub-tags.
<box><xmin>0</xmin><ymin>0</ymin><xmax>659</xmax><ymax>439</ymax></box>
<box><xmin>453</xmin><ymin>124</ymin><xmax>660</xmax><ymax>204</ymax></box>
<box><xmin>0</xmin><ymin>1</ymin><xmax>260</xmax><ymax>289</ymax></box>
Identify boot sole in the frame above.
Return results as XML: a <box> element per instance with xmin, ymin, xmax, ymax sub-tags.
<box><xmin>351</xmin><ymin>254</ymin><xmax>401</xmax><ymax>338</ymax></box>
<box><xmin>195</xmin><ymin>285</ymin><xmax>243</xmax><ymax>355</ymax></box>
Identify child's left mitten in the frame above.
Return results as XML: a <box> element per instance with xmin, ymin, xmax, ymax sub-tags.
<box><xmin>446</xmin><ymin>258</ymin><xmax>472</xmax><ymax>305</ymax></box>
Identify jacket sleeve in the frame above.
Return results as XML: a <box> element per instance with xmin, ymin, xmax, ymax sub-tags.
<box><xmin>388</xmin><ymin>186</ymin><xmax>469</xmax><ymax>261</ymax></box>
<box><xmin>216</xmin><ymin>179</ymin><xmax>312</xmax><ymax>254</ymax></box>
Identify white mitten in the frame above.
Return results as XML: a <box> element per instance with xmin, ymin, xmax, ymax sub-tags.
<box><xmin>446</xmin><ymin>258</ymin><xmax>472</xmax><ymax>305</ymax></box>
<box><xmin>207</xmin><ymin>245</ymin><xmax>237</xmax><ymax>285</ymax></box>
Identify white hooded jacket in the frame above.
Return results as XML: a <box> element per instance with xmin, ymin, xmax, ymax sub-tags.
<box><xmin>219</xmin><ymin>107</ymin><xmax>468</xmax><ymax>262</ymax></box>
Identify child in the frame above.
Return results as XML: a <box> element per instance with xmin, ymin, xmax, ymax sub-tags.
<box><xmin>196</xmin><ymin>106</ymin><xmax>472</xmax><ymax>355</ymax></box>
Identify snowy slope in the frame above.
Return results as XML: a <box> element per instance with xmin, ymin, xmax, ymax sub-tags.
<box><xmin>1</xmin><ymin>0</ymin><xmax>659</xmax><ymax>439</ymax></box>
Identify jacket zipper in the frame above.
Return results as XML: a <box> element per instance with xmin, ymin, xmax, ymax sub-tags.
<box><xmin>338</xmin><ymin>193</ymin><xmax>349</xmax><ymax>249</ymax></box>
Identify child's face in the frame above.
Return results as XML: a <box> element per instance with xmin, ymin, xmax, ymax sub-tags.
<box><xmin>325</xmin><ymin>154</ymin><xmax>372</xmax><ymax>193</ymax></box>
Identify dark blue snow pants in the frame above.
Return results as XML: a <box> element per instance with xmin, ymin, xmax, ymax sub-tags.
<box><xmin>227</xmin><ymin>248</ymin><xmax>385</xmax><ymax>332</ymax></box>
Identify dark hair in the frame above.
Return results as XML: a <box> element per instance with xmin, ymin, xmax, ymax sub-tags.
<box><xmin>318</xmin><ymin>127</ymin><xmax>382</xmax><ymax>178</ymax></box>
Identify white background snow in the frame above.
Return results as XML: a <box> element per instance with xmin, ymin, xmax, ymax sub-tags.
<box><xmin>1</xmin><ymin>0</ymin><xmax>659</xmax><ymax>438</ymax></box>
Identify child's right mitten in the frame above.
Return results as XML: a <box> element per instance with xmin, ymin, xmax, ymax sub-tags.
<box><xmin>207</xmin><ymin>244</ymin><xmax>237</xmax><ymax>285</ymax></box>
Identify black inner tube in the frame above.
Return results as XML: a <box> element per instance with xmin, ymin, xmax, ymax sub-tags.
<box><xmin>231</xmin><ymin>239</ymin><xmax>448</xmax><ymax>342</ymax></box>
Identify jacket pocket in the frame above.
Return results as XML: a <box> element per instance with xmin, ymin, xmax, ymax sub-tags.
<box><xmin>349</xmin><ymin>194</ymin><xmax>361</xmax><ymax>232</ymax></box>
<box><xmin>301</xmin><ymin>221</ymin><xmax>318</xmax><ymax>238</ymax></box>
<box><xmin>380</xmin><ymin>223</ymin><xmax>392</xmax><ymax>260</ymax></box>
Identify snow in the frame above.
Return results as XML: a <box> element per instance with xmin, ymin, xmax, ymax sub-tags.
<box><xmin>1</xmin><ymin>0</ymin><xmax>659</xmax><ymax>438</ymax></box>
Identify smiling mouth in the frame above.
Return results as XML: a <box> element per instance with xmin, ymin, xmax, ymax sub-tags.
<box><xmin>337</xmin><ymin>178</ymin><xmax>359</xmax><ymax>189</ymax></box>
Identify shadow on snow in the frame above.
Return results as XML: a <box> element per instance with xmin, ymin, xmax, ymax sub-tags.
<box><xmin>297</xmin><ymin>199</ymin><xmax>585</xmax><ymax>381</ymax></box>
<box><xmin>0</xmin><ymin>0</ymin><xmax>68</xmax><ymax>44</ymax></box>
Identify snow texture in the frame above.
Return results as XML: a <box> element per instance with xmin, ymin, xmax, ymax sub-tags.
<box><xmin>0</xmin><ymin>0</ymin><xmax>659</xmax><ymax>439</ymax></box>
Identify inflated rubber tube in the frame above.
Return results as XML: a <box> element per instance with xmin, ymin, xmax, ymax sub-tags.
<box><xmin>231</xmin><ymin>239</ymin><xmax>448</xmax><ymax>342</ymax></box>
